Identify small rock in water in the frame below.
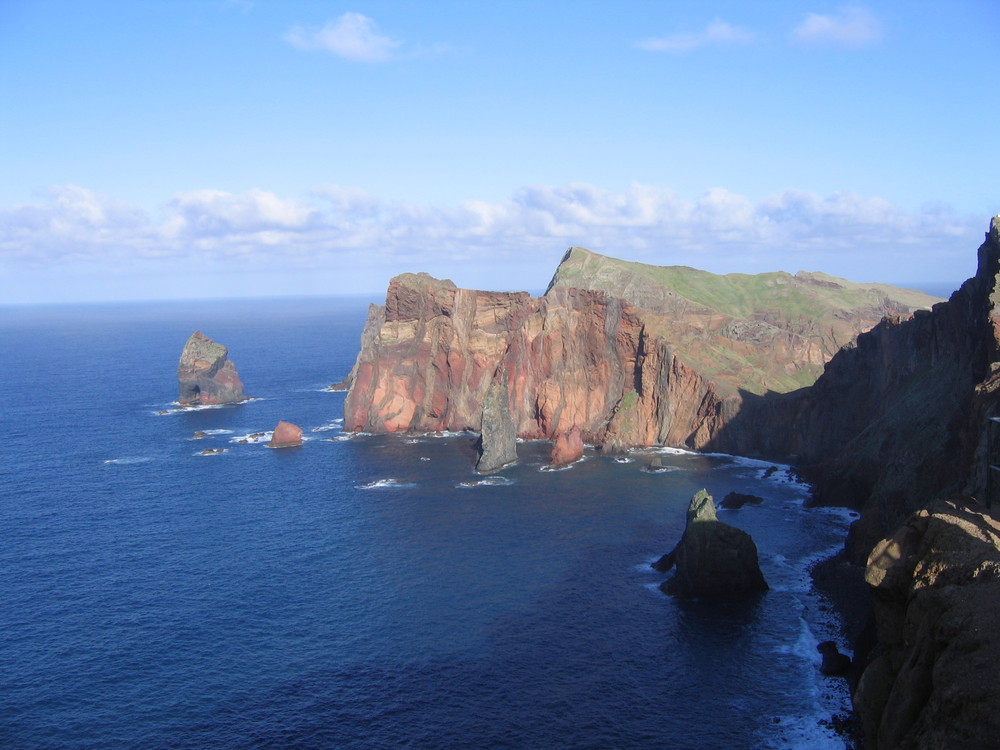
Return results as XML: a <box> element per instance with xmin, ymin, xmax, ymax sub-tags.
<box><xmin>177</xmin><ymin>331</ymin><xmax>247</xmax><ymax>406</ymax></box>
<box><xmin>817</xmin><ymin>641</ymin><xmax>852</xmax><ymax>676</ymax></box>
<box><xmin>719</xmin><ymin>491</ymin><xmax>765</xmax><ymax>509</ymax></box>
<box><xmin>268</xmin><ymin>420</ymin><xmax>303</xmax><ymax>448</ymax></box>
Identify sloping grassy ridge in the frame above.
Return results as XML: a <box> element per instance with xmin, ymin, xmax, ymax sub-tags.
<box><xmin>546</xmin><ymin>246</ymin><xmax>941</xmax><ymax>395</ymax></box>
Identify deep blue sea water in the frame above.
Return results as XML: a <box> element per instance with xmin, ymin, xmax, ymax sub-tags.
<box><xmin>0</xmin><ymin>297</ymin><xmax>855</xmax><ymax>749</ymax></box>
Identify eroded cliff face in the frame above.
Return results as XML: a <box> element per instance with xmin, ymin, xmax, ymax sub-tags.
<box><xmin>343</xmin><ymin>273</ymin><xmax>740</xmax><ymax>453</ymax></box>
<box><xmin>343</xmin><ymin>252</ymin><xmax>936</xmax><ymax>460</ymax></box>
<box><xmin>344</xmin><ymin>273</ymin><xmax>535</xmax><ymax>434</ymax></box>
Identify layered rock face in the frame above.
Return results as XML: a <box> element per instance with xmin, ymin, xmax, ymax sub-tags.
<box><xmin>856</xmin><ymin>499</ymin><xmax>1000</xmax><ymax>749</ymax></box>
<box><xmin>653</xmin><ymin>489</ymin><xmax>768</xmax><ymax>598</ymax></box>
<box><xmin>177</xmin><ymin>331</ymin><xmax>246</xmax><ymax>405</ymax></box>
<box><xmin>343</xmin><ymin>252</ymin><xmax>937</xmax><ymax>462</ymax></box>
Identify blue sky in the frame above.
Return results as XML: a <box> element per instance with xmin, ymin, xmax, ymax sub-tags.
<box><xmin>1</xmin><ymin>1</ymin><xmax>997</xmax><ymax>304</ymax></box>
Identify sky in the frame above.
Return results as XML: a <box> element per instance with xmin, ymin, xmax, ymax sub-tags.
<box><xmin>1</xmin><ymin>1</ymin><xmax>998</xmax><ymax>304</ymax></box>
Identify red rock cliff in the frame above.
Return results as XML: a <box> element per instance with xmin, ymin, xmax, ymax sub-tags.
<box><xmin>343</xmin><ymin>273</ymin><xmax>732</xmax><ymax>451</ymax></box>
<box><xmin>343</xmin><ymin>253</ymin><xmax>937</xmax><ymax>457</ymax></box>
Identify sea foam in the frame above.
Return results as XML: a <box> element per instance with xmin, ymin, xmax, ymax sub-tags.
<box><xmin>356</xmin><ymin>479</ymin><xmax>416</xmax><ymax>489</ymax></box>
<box><xmin>457</xmin><ymin>476</ymin><xmax>515</xmax><ymax>488</ymax></box>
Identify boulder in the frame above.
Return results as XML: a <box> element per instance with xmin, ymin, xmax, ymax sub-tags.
<box><xmin>177</xmin><ymin>331</ymin><xmax>246</xmax><ymax>406</ymax></box>
<box><xmin>268</xmin><ymin>421</ymin><xmax>303</xmax><ymax>448</ymax></box>
<box><xmin>656</xmin><ymin>489</ymin><xmax>768</xmax><ymax>598</ymax></box>
<box><xmin>550</xmin><ymin>426</ymin><xmax>584</xmax><ymax>466</ymax></box>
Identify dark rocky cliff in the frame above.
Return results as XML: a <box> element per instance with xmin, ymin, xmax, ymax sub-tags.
<box><xmin>784</xmin><ymin>216</ymin><xmax>1000</xmax><ymax>558</ymax></box>
<box><xmin>856</xmin><ymin>499</ymin><xmax>1000</xmax><ymax>750</ymax></box>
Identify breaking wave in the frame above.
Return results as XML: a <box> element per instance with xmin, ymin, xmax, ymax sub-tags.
<box><xmin>312</xmin><ymin>419</ymin><xmax>344</xmax><ymax>433</ymax></box>
<box><xmin>356</xmin><ymin>479</ymin><xmax>416</xmax><ymax>490</ymax></box>
<box><xmin>102</xmin><ymin>457</ymin><xmax>153</xmax><ymax>465</ymax></box>
<box><xmin>457</xmin><ymin>476</ymin><xmax>516</xmax><ymax>488</ymax></box>
<box><xmin>230</xmin><ymin>432</ymin><xmax>272</xmax><ymax>444</ymax></box>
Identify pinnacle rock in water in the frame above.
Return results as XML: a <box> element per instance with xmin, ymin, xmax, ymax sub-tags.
<box><xmin>476</xmin><ymin>374</ymin><xmax>518</xmax><ymax>474</ymax></box>
<box><xmin>177</xmin><ymin>331</ymin><xmax>246</xmax><ymax>406</ymax></box>
<box><xmin>550</xmin><ymin>426</ymin><xmax>584</xmax><ymax>467</ymax></box>
<box><xmin>654</xmin><ymin>489</ymin><xmax>768</xmax><ymax>598</ymax></box>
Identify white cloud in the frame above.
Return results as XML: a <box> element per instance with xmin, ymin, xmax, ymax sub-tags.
<box><xmin>792</xmin><ymin>7</ymin><xmax>882</xmax><ymax>47</ymax></box>
<box><xmin>169</xmin><ymin>188</ymin><xmax>317</xmax><ymax>234</ymax></box>
<box><xmin>0</xmin><ymin>183</ymin><xmax>982</xmax><ymax>293</ymax></box>
<box><xmin>638</xmin><ymin>20</ymin><xmax>753</xmax><ymax>53</ymax></box>
<box><xmin>285</xmin><ymin>12</ymin><xmax>401</xmax><ymax>62</ymax></box>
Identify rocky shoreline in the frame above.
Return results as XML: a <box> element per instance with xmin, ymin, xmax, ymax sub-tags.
<box><xmin>340</xmin><ymin>215</ymin><xmax>1000</xmax><ymax>748</ymax></box>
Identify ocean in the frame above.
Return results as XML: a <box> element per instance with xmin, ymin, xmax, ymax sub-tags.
<box><xmin>0</xmin><ymin>297</ymin><xmax>855</xmax><ymax>749</ymax></box>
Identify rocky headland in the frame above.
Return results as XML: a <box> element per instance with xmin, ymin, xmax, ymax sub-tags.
<box><xmin>343</xmin><ymin>215</ymin><xmax>1000</xmax><ymax>747</ymax></box>
<box><xmin>343</xmin><ymin>249</ymin><xmax>937</xmax><ymax>465</ymax></box>
<box><xmin>177</xmin><ymin>331</ymin><xmax>246</xmax><ymax>406</ymax></box>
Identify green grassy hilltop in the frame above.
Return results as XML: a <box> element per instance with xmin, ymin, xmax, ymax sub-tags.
<box><xmin>545</xmin><ymin>246</ymin><xmax>942</xmax><ymax>395</ymax></box>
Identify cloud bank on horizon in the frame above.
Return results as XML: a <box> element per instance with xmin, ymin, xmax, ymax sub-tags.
<box><xmin>0</xmin><ymin>2</ymin><xmax>996</xmax><ymax>303</ymax></box>
<box><xmin>0</xmin><ymin>182</ymin><xmax>980</xmax><ymax>300</ymax></box>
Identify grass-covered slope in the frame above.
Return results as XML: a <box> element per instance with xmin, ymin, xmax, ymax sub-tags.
<box><xmin>545</xmin><ymin>246</ymin><xmax>942</xmax><ymax>395</ymax></box>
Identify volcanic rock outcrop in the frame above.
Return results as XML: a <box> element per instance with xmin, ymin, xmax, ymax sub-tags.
<box><xmin>652</xmin><ymin>489</ymin><xmax>768</xmax><ymax>598</ymax></box>
<box><xmin>342</xmin><ymin>250</ymin><xmax>937</xmax><ymax>465</ymax></box>
<box><xmin>268</xmin><ymin>420</ymin><xmax>303</xmax><ymax>448</ymax></box>
<box><xmin>177</xmin><ymin>331</ymin><xmax>246</xmax><ymax>406</ymax></box>
<box><xmin>855</xmin><ymin>499</ymin><xmax>1000</xmax><ymax>749</ymax></box>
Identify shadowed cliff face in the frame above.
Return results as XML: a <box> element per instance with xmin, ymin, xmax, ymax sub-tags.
<box><xmin>343</xmin><ymin>253</ymin><xmax>938</xmax><ymax>456</ymax></box>
<box><xmin>753</xmin><ymin>216</ymin><xmax>1000</xmax><ymax>560</ymax></box>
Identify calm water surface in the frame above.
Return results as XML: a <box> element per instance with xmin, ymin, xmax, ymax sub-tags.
<box><xmin>0</xmin><ymin>298</ymin><xmax>854</xmax><ymax>748</ymax></box>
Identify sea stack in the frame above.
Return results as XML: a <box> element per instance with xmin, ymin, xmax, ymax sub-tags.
<box><xmin>550</xmin><ymin>426</ymin><xmax>584</xmax><ymax>467</ymax></box>
<box><xmin>268</xmin><ymin>420</ymin><xmax>303</xmax><ymax>448</ymax></box>
<box><xmin>475</xmin><ymin>373</ymin><xmax>518</xmax><ymax>474</ymax></box>
<box><xmin>653</xmin><ymin>489</ymin><xmax>768</xmax><ymax>598</ymax></box>
<box><xmin>177</xmin><ymin>331</ymin><xmax>246</xmax><ymax>406</ymax></box>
